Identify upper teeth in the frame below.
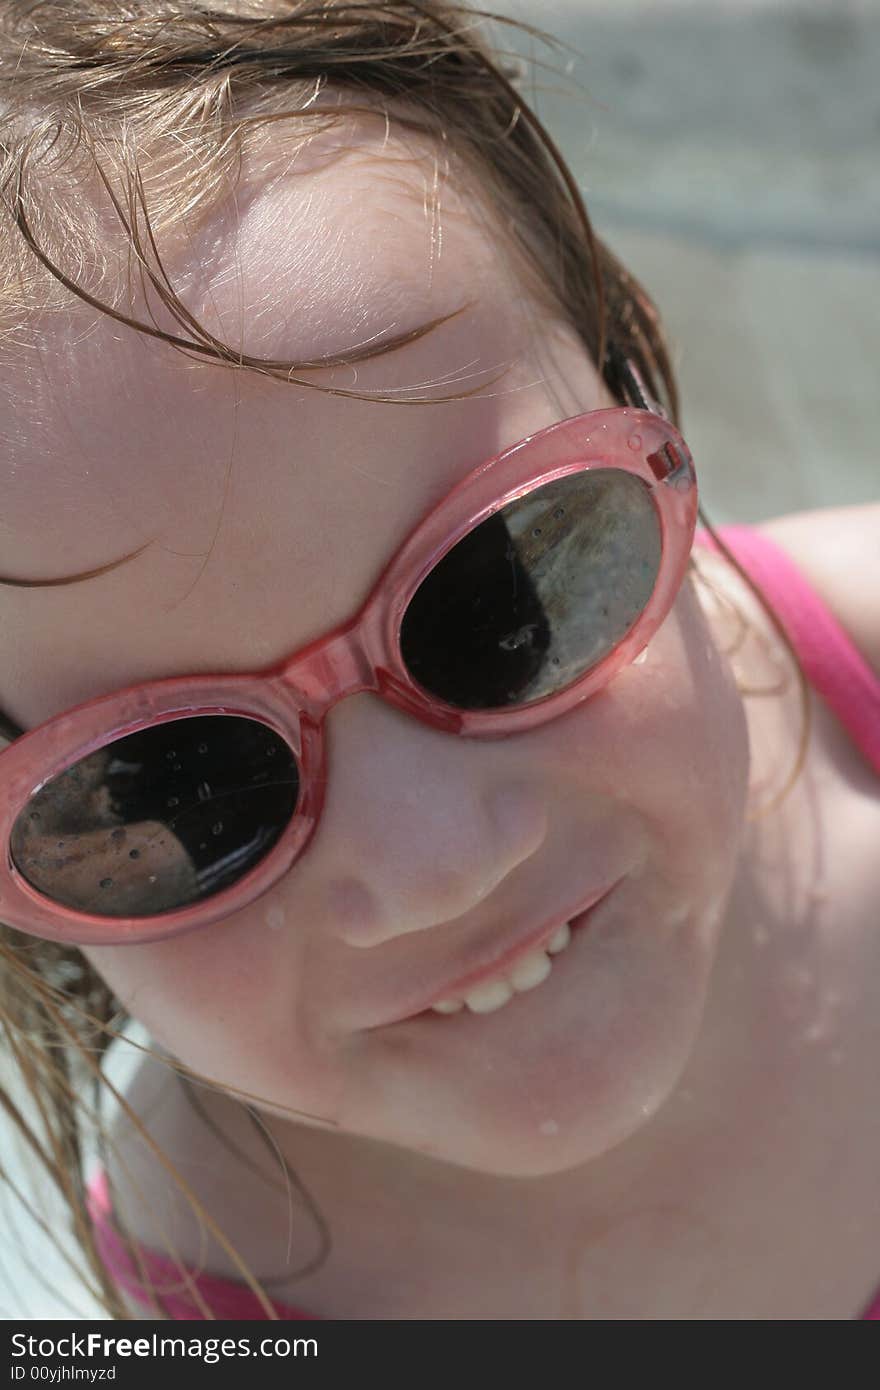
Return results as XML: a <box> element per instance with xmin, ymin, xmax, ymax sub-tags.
<box><xmin>430</xmin><ymin>920</ymin><xmax>572</xmax><ymax>1015</ymax></box>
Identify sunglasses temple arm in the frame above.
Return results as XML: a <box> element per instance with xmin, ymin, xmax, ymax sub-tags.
<box><xmin>0</xmin><ymin>709</ymin><xmax>25</xmax><ymax>744</ymax></box>
<box><xmin>604</xmin><ymin>343</ymin><xmax>695</xmax><ymax>493</ymax></box>
<box><xmin>603</xmin><ymin>342</ymin><xmax>669</xmax><ymax>421</ymax></box>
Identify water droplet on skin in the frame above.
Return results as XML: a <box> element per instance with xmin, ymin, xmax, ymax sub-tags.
<box><xmin>99</xmin><ymin>877</ymin><xmax>113</xmax><ymax>888</ymax></box>
<box><xmin>802</xmin><ymin>1021</ymin><xmax>828</xmax><ymax>1044</ymax></box>
<box><xmin>265</xmin><ymin>905</ymin><xmax>286</xmax><ymax>931</ymax></box>
<box><xmin>634</xmin><ymin>647</ymin><xmax>649</xmax><ymax>665</ymax></box>
<box><xmin>628</xmin><ymin>433</ymin><xmax>642</xmax><ymax>450</ymax></box>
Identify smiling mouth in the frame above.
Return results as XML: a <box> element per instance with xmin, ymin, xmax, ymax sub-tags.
<box><xmin>391</xmin><ymin>883</ymin><xmax>619</xmax><ymax>1026</ymax></box>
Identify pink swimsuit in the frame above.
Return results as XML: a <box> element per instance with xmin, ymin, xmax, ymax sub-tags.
<box><xmin>85</xmin><ymin>524</ymin><xmax>880</xmax><ymax>1320</ymax></box>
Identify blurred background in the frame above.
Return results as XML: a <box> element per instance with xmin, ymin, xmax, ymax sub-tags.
<box><xmin>491</xmin><ymin>0</ymin><xmax>879</xmax><ymax>523</ymax></box>
<box><xmin>2</xmin><ymin>0</ymin><xmax>878</xmax><ymax>1322</ymax></box>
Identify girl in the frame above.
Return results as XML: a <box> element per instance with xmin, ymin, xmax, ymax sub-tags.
<box><xmin>1</xmin><ymin>1</ymin><xmax>878</xmax><ymax>1321</ymax></box>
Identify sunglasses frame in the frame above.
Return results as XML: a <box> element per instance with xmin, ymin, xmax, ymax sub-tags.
<box><xmin>0</xmin><ymin>362</ymin><xmax>697</xmax><ymax>945</ymax></box>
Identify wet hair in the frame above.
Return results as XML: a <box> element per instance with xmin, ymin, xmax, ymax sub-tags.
<box><xmin>0</xmin><ymin>0</ymin><xmax>810</xmax><ymax>1319</ymax></box>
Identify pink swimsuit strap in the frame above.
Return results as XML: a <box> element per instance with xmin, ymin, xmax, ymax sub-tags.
<box><xmin>693</xmin><ymin>525</ymin><xmax>880</xmax><ymax>775</ymax></box>
<box><xmin>85</xmin><ymin>1167</ymin><xmax>315</xmax><ymax>1320</ymax></box>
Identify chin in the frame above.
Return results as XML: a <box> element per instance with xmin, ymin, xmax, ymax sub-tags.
<box><xmin>402</xmin><ymin>1043</ymin><xmax>700</xmax><ymax>1180</ymax></box>
<box><xmin>353</xmin><ymin>925</ymin><xmax>716</xmax><ymax>1179</ymax></box>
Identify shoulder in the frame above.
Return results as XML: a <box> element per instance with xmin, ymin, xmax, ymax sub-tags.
<box><xmin>754</xmin><ymin>502</ymin><xmax>880</xmax><ymax>681</ymax></box>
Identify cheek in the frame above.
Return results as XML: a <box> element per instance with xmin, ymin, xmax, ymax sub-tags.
<box><xmin>82</xmin><ymin>923</ymin><xmax>333</xmax><ymax>1109</ymax></box>
<box><xmin>544</xmin><ymin>580</ymin><xmax>749</xmax><ymax>886</ymax></box>
<box><xmin>82</xmin><ymin>935</ymin><xmax>252</xmax><ymax>1058</ymax></box>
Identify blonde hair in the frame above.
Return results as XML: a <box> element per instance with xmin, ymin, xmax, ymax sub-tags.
<box><xmin>0</xmin><ymin>0</ymin><xmax>810</xmax><ymax>1320</ymax></box>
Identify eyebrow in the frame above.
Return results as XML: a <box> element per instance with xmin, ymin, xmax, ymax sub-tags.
<box><xmin>0</xmin><ymin>541</ymin><xmax>153</xmax><ymax>588</ymax></box>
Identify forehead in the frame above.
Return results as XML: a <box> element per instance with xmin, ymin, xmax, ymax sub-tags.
<box><xmin>1</xmin><ymin>116</ymin><xmax>599</xmax><ymax>725</ymax></box>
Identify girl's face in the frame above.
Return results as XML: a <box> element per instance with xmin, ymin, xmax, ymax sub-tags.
<box><xmin>2</xmin><ymin>121</ymin><xmax>749</xmax><ymax>1176</ymax></box>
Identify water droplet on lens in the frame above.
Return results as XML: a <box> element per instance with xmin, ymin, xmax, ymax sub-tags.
<box><xmin>166</xmin><ymin>751</ymin><xmax>176</xmax><ymax>760</ymax></box>
<box><xmin>197</xmin><ymin>742</ymin><xmax>208</xmax><ymax>754</ymax></box>
<box><xmin>173</xmin><ymin>763</ymin><xmax>182</xmax><ymax>772</ymax></box>
<box><xmin>628</xmin><ymin>433</ymin><xmax>642</xmax><ymax>450</ymax></box>
<box><xmin>553</xmin><ymin>507</ymin><xmax>565</xmax><ymax>519</ymax></box>
<box><xmin>148</xmin><ymin>874</ymin><xmax>158</xmax><ymax>884</ymax></box>
<box><xmin>129</xmin><ymin>849</ymin><xmax>140</xmax><ymax>859</ymax></box>
<box><xmin>57</xmin><ymin>841</ymin><xmax>65</xmax><ymax>849</ymax></box>
<box><xmin>532</xmin><ymin>527</ymin><xmax>542</xmax><ymax>537</ymax></box>
<box><xmin>111</xmin><ymin>828</ymin><xmax>125</xmax><ymax>842</ymax></box>
<box><xmin>200</xmin><ymin>842</ymin><xmax>207</xmax><ymax>850</ymax></box>
<box><xmin>266</xmin><ymin>746</ymin><xmax>277</xmax><ymax>758</ymax></box>
<box><xmin>212</xmin><ymin>821</ymin><xmax>223</xmax><ymax>835</ymax></box>
<box><xmin>30</xmin><ymin>812</ymin><xmax>41</xmax><ymax>822</ymax></box>
<box><xmin>99</xmin><ymin>877</ymin><xmax>113</xmax><ymax>888</ymax></box>
<box><xmin>167</xmin><ymin>796</ymin><xmax>179</xmax><ymax>808</ymax></box>
<box><xmin>197</xmin><ymin>781</ymin><xmax>211</xmax><ymax>801</ymax></box>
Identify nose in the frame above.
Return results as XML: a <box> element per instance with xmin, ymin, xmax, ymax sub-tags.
<box><xmin>308</xmin><ymin>694</ymin><xmax>550</xmax><ymax>947</ymax></box>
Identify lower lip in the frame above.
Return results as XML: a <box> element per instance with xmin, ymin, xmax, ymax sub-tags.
<box><xmin>402</xmin><ymin>886</ymin><xmax>616</xmax><ymax>1025</ymax></box>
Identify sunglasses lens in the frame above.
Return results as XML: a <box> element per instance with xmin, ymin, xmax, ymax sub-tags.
<box><xmin>400</xmin><ymin>469</ymin><xmax>661</xmax><ymax>710</ymax></box>
<box><xmin>10</xmin><ymin>716</ymin><xmax>300</xmax><ymax>919</ymax></box>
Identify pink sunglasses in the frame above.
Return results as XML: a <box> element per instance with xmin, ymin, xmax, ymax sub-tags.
<box><xmin>0</xmin><ymin>351</ymin><xmax>696</xmax><ymax>946</ymax></box>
